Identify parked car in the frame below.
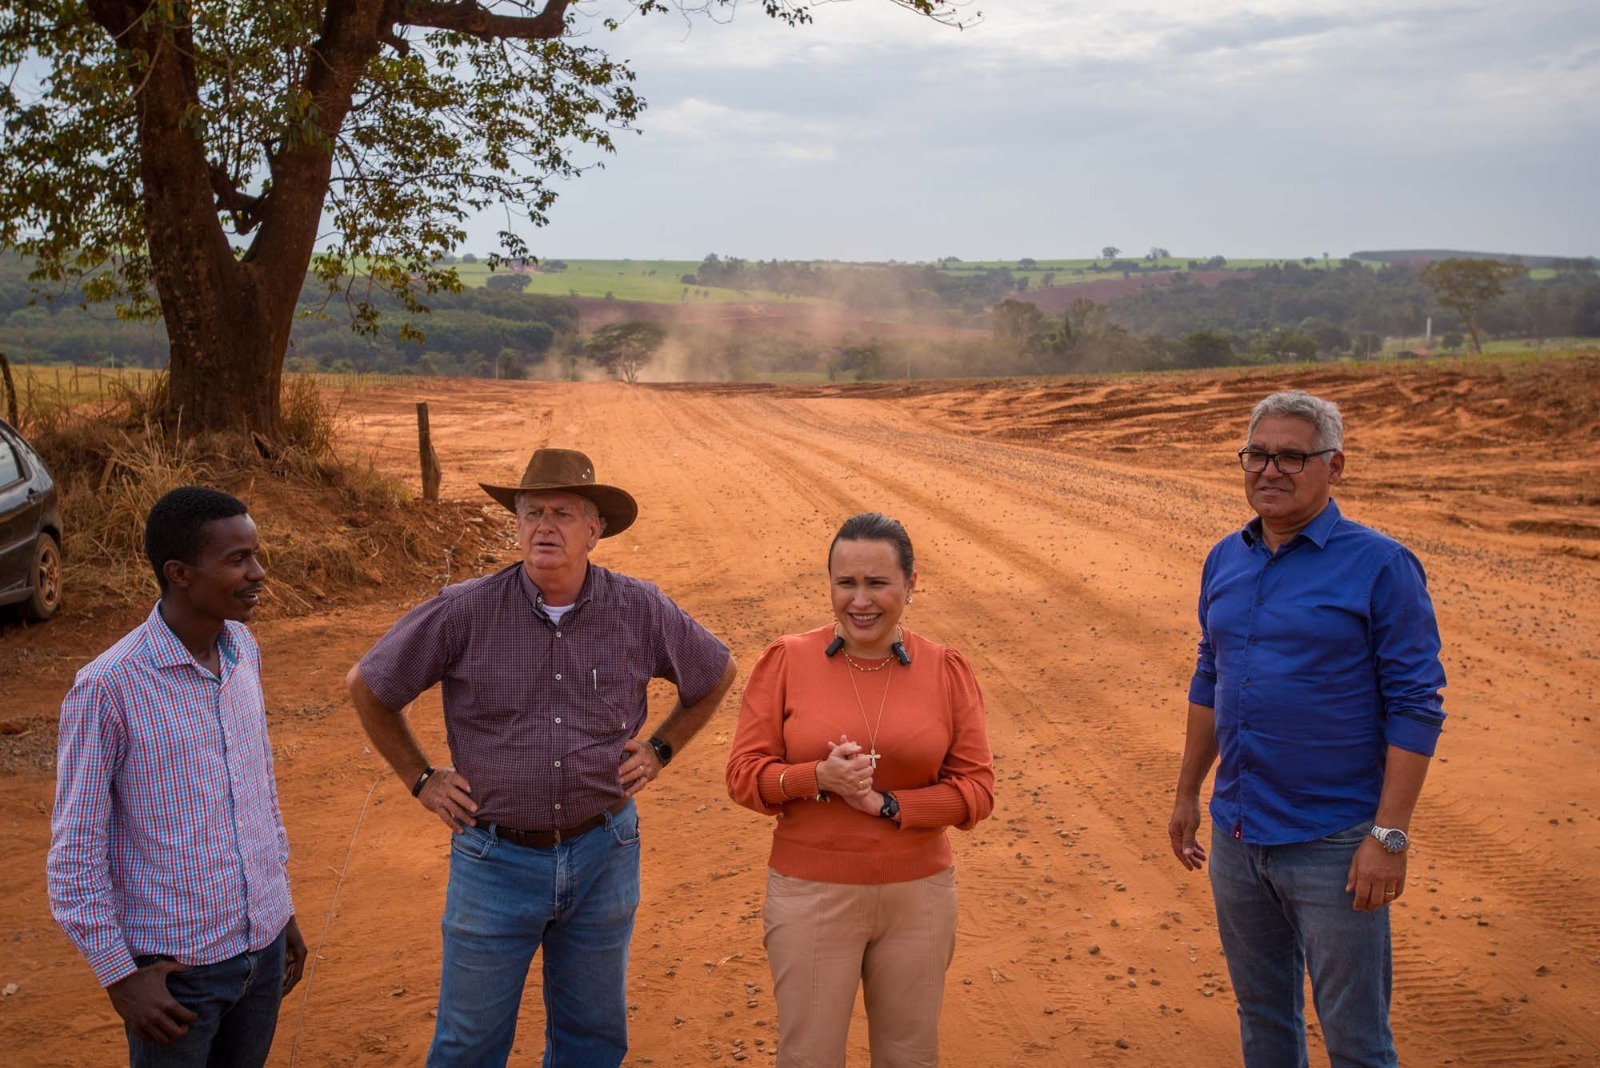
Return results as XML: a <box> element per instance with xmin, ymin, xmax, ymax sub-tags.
<box><xmin>0</xmin><ymin>418</ymin><xmax>63</xmax><ymax>621</ymax></box>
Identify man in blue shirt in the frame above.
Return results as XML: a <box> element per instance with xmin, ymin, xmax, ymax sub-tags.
<box><xmin>1168</xmin><ymin>390</ymin><xmax>1446</xmax><ymax>1068</ymax></box>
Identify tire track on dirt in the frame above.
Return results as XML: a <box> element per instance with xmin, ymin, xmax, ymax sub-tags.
<box><xmin>647</xmin><ymin>387</ymin><xmax>1594</xmax><ymax>1068</ymax></box>
<box><xmin>648</xmin><ymin>392</ymin><xmax>1251</xmax><ymax>1061</ymax></box>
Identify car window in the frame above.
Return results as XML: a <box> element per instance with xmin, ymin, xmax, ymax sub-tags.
<box><xmin>0</xmin><ymin>437</ymin><xmax>21</xmax><ymax>486</ymax></box>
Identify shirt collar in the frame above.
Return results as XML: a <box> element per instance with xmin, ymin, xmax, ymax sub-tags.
<box><xmin>518</xmin><ymin>562</ymin><xmax>603</xmax><ymax>613</ymax></box>
<box><xmin>147</xmin><ymin>602</ymin><xmax>238</xmax><ymax>672</ymax></box>
<box><xmin>1241</xmin><ymin>498</ymin><xmax>1343</xmax><ymax>550</ymax></box>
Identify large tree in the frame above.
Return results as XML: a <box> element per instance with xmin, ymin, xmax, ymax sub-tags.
<box><xmin>1</xmin><ymin>0</ymin><xmax>959</xmax><ymax>436</ymax></box>
<box><xmin>1420</xmin><ymin>258</ymin><xmax>1526</xmax><ymax>355</ymax></box>
<box><xmin>585</xmin><ymin>319</ymin><xmax>664</xmax><ymax>383</ymax></box>
<box><xmin>990</xmin><ymin>297</ymin><xmax>1044</xmax><ymax>354</ymax></box>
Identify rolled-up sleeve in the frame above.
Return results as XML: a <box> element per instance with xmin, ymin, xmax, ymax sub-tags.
<box><xmin>1188</xmin><ymin>550</ymin><xmax>1219</xmax><ymax>707</ymax></box>
<box><xmin>1370</xmin><ymin>548</ymin><xmax>1447</xmax><ymax>756</ymax></box>
<box><xmin>47</xmin><ymin>676</ymin><xmax>137</xmax><ymax>987</ymax></box>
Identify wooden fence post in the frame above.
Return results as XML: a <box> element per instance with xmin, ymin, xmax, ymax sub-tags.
<box><xmin>417</xmin><ymin>401</ymin><xmax>441</xmax><ymax>502</ymax></box>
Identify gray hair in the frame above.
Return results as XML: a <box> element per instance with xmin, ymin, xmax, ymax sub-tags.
<box><xmin>514</xmin><ymin>491</ymin><xmax>606</xmax><ymax>533</ymax></box>
<box><xmin>1248</xmin><ymin>391</ymin><xmax>1344</xmax><ymax>452</ymax></box>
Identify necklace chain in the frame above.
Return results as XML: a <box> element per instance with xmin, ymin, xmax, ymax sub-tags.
<box><xmin>843</xmin><ymin>651</ymin><xmax>892</xmax><ymax>672</ymax></box>
<box><xmin>845</xmin><ymin>654</ymin><xmax>893</xmax><ymax>770</ymax></box>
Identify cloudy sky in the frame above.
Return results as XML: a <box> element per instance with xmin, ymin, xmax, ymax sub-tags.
<box><xmin>464</xmin><ymin>0</ymin><xmax>1600</xmax><ymax>262</ymax></box>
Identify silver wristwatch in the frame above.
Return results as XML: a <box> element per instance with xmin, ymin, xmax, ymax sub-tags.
<box><xmin>1369</xmin><ymin>824</ymin><xmax>1408</xmax><ymax>853</ymax></box>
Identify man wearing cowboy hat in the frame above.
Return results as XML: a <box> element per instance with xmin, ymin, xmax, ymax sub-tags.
<box><xmin>347</xmin><ymin>447</ymin><xmax>737</xmax><ymax>1068</ymax></box>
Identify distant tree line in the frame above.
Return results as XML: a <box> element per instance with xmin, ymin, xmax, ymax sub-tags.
<box><xmin>0</xmin><ymin>253</ymin><xmax>578</xmax><ymax>378</ymax></box>
<box><xmin>683</xmin><ymin>253</ymin><xmax>1239</xmax><ymax>315</ymax></box>
<box><xmin>1101</xmin><ymin>259</ymin><xmax>1600</xmax><ymax>355</ymax></box>
<box><xmin>1351</xmin><ymin>250</ymin><xmax>1599</xmax><ymax>271</ymax></box>
<box><xmin>684</xmin><ymin>254</ymin><xmax>1031</xmax><ymax>316</ymax></box>
<box><xmin>5</xmin><ymin>250</ymin><xmax>1596</xmax><ymax>387</ymax></box>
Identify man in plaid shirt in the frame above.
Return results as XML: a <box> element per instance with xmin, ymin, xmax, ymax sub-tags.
<box><xmin>349</xmin><ymin>447</ymin><xmax>737</xmax><ymax>1068</ymax></box>
<box><xmin>49</xmin><ymin>487</ymin><xmax>305</xmax><ymax>1067</ymax></box>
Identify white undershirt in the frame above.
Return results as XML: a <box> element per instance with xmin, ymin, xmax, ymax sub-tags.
<box><xmin>541</xmin><ymin>602</ymin><xmax>575</xmax><ymax>626</ymax></box>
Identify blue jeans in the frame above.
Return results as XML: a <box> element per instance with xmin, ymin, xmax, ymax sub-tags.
<box><xmin>1210</xmin><ymin>821</ymin><xmax>1396</xmax><ymax>1068</ymax></box>
<box><xmin>428</xmin><ymin>801</ymin><xmax>642</xmax><ymax>1068</ymax></box>
<box><xmin>126</xmin><ymin>927</ymin><xmax>286</xmax><ymax>1068</ymax></box>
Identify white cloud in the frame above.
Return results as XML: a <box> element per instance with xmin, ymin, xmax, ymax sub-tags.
<box><xmin>638</xmin><ymin>97</ymin><xmax>849</xmax><ymax>163</ymax></box>
<box><xmin>461</xmin><ymin>0</ymin><xmax>1600</xmax><ymax>258</ymax></box>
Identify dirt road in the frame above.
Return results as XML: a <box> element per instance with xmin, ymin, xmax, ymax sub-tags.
<box><xmin>4</xmin><ymin>370</ymin><xmax>1598</xmax><ymax>1065</ymax></box>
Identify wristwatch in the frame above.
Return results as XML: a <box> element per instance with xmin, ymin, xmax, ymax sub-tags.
<box><xmin>647</xmin><ymin>736</ymin><xmax>673</xmax><ymax>768</ymax></box>
<box><xmin>1369</xmin><ymin>824</ymin><xmax>1408</xmax><ymax>853</ymax></box>
<box><xmin>879</xmin><ymin>791</ymin><xmax>900</xmax><ymax>822</ymax></box>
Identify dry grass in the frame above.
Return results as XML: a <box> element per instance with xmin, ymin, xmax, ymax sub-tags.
<box><xmin>22</xmin><ymin>373</ymin><xmax>499</xmax><ymax>618</ymax></box>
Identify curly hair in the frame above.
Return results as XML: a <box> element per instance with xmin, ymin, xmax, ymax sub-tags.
<box><xmin>144</xmin><ymin>486</ymin><xmax>250</xmax><ymax>593</ymax></box>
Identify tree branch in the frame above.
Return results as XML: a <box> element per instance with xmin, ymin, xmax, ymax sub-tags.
<box><xmin>399</xmin><ymin>0</ymin><xmax>573</xmax><ymax>42</ymax></box>
<box><xmin>209</xmin><ymin>163</ymin><xmax>266</xmax><ymax>233</ymax></box>
<box><xmin>379</xmin><ymin>25</ymin><xmax>412</xmax><ymax>55</ymax></box>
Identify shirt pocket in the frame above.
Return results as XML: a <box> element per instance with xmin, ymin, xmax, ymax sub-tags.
<box><xmin>587</xmin><ymin>663</ymin><xmax>649</xmax><ymax>734</ymax></box>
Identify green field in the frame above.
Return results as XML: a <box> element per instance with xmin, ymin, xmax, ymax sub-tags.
<box><xmin>449</xmin><ymin>258</ymin><xmax>814</xmax><ymax>304</ymax></box>
<box><xmin>442</xmin><ymin>255</ymin><xmax>1321</xmax><ymax>304</ymax></box>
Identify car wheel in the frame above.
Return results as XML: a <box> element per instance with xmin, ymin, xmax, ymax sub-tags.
<box><xmin>22</xmin><ymin>532</ymin><xmax>62</xmax><ymax>621</ymax></box>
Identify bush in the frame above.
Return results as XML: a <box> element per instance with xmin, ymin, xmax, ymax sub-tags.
<box><xmin>485</xmin><ymin>274</ymin><xmax>532</xmax><ymax>292</ymax></box>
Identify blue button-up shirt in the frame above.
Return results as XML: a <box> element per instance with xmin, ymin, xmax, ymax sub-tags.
<box><xmin>48</xmin><ymin>604</ymin><xmax>294</xmax><ymax>986</ymax></box>
<box><xmin>1188</xmin><ymin>499</ymin><xmax>1447</xmax><ymax>846</ymax></box>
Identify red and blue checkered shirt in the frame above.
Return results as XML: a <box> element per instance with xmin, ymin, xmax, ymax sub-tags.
<box><xmin>48</xmin><ymin>604</ymin><xmax>294</xmax><ymax>986</ymax></box>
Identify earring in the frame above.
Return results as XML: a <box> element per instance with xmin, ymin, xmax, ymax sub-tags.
<box><xmin>906</xmin><ymin>595</ymin><xmax>914</xmax><ymax>604</ymax></box>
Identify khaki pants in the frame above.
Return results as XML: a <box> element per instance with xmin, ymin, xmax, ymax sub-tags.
<box><xmin>762</xmin><ymin>867</ymin><xmax>959</xmax><ymax>1068</ymax></box>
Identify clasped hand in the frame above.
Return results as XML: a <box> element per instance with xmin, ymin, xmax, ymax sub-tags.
<box><xmin>815</xmin><ymin>735</ymin><xmax>884</xmax><ymax>814</ymax></box>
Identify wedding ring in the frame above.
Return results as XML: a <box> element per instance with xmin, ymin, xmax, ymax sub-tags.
<box><xmin>1383</xmin><ymin>890</ymin><xmax>1397</xmax><ymax>897</ymax></box>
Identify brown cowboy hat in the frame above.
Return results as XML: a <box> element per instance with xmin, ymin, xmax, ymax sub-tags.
<box><xmin>479</xmin><ymin>448</ymin><xmax>638</xmax><ymax>537</ymax></box>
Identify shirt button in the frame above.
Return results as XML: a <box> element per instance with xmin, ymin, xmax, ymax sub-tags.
<box><xmin>554</xmin><ymin>803</ymin><xmax>562</xmax><ymax>811</ymax></box>
<box><xmin>554</xmin><ymin>717</ymin><xmax>562</xmax><ymax>724</ymax></box>
<box><xmin>554</xmin><ymin>761</ymin><xmax>561</xmax><ymax>768</ymax></box>
<box><xmin>555</xmin><ymin>631</ymin><xmax>562</xmax><ymax>638</ymax></box>
<box><xmin>1257</xmin><ymin>597</ymin><xmax>1265</xmax><ymax>605</ymax></box>
<box><xmin>554</xmin><ymin>673</ymin><xmax>562</xmax><ymax>680</ymax></box>
<box><xmin>1243</xmin><ymin>678</ymin><xmax>1252</xmax><ymax>687</ymax></box>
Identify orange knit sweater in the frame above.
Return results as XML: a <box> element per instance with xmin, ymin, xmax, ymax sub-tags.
<box><xmin>726</xmin><ymin>625</ymin><xmax>995</xmax><ymax>885</ymax></box>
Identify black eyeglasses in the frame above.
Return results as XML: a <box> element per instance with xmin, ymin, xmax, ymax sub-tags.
<box><xmin>1238</xmin><ymin>447</ymin><xmax>1336</xmax><ymax>474</ymax></box>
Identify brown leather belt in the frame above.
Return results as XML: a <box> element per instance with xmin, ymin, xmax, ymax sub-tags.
<box><xmin>491</xmin><ymin>798</ymin><xmax>629</xmax><ymax>849</ymax></box>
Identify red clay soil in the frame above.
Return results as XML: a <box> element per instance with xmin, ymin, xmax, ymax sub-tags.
<box><xmin>2</xmin><ymin>359</ymin><xmax>1598</xmax><ymax>1066</ymax></box>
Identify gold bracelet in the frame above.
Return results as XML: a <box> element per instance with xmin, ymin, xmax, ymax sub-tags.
<box><xmin>778</xmin><ymin>768</ymin><xmax>791</xmax><ymax>799</ymax></box>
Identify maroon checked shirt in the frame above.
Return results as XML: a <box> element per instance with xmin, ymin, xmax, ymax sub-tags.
<box><xmin>360</xmin><ymin>563</ymin><xmax>729</xmax><ymax>829</ymax></box>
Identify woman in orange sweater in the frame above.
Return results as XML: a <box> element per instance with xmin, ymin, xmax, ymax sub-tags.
<box><xmin>726</xmin><ymin>512</ymin><xmax>995</xmax><ymax>1067</ymax></box>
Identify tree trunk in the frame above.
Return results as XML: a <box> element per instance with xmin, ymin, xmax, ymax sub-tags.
<box><xmin>91</xmin><ymin>0</ymin><xmax>385</xmax><ymax>439</ymax></box>
<box><xmin>160</xmin><ymin>273</ymin><xmax>290</xmax><ymax>438</ymax></box>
